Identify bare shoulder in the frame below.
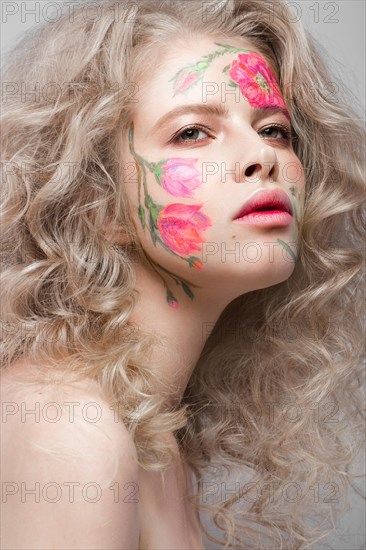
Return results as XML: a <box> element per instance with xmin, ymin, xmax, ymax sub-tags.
<box><xmin>0</xmin><ymin>357</ymin><xmax>138</xmax><ymax>465</ymax></box>
<box><xmin>1</xmin><ymin>358</ymin><xmax>140</xmax><ymax>550</ymax></box>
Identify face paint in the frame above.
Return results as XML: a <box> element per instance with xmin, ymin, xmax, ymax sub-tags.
<box><xmin>169</xmin><ymin>42</ymin><xmax>250</xmax><ymax>96</ymax></box>
<box><xmin>125</xmin><ymin>135</ymin><xmax>202</xmax><ymax>198</ymax></box>
<box><xmin>128</xmin><ymin>125</ymin><xmax>212</xmax><ymax>308</ymax></box>
<box><xmin>170</xmin><ymin>42</ymin><xmax>289</xmax><ymax>118</ymax></box>
<box><xmin>226</xmin><ymin>51</ymin><xmax>288</xmax><ymax>113</ymax></box>
<box><xmin>151</xmin><ymin>157</ymin><xmax>202</xmax><ymax>198</ymax></box>
<box><xmin>157</xmin><ymin>203</ymin><xmax>212</xmax><ymax>256</ymax></box>
<box><xmin>276</xmin><ymin>185</ymin><xmax>303</xmax><ymax>263</ymax></box>
<box><xmin>277</xmin><ymin>237</ymin><xmax>297</xmax><ymax>262</ymax></box>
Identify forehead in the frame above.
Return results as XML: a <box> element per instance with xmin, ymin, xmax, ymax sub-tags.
<box><xmin>162</xmin><ymin>35</ymin><xmax>254</xmax><ymax>63</ymax></box>
<box><xmin>132</xmin><ymin>37</ymin><xmax>284</xmax><ymax>134</ymax></box>
<box><xmin>138</xmin><ymin>37</ymin><xmax>275</xmax><ymax>89</ymax></box>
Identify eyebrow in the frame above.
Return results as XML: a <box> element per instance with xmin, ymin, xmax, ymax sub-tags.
<box><xmin>255</xmin><ymin>106</ymin><xmax>290</xmax><ymax>120</ymax></box>
<box><xmin>150</xmin><ymin>103</ymin><xmax>290</xmax><ymax>135</ymax></box>
<box><xmin>150</xmin><ymin>103</ymin><xmax>230</xmax><ymax>134</ymax></box>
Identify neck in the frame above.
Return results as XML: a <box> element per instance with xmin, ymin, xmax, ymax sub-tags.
<box><xmin>128</xmin><ymin>250</ymin><xmax>236</xmax><ymax>408</ymax></box>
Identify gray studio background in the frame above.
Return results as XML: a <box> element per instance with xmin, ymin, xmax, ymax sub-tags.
<box><xmin>1</xmin><ymin>1</ymin><xmax>365</xmax><ymax>549</ymax></box>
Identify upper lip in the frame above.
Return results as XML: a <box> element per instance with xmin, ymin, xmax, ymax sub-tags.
<box><xmin>233</xmin><ymin>188</ymin><xmax>293</xmax><ymax>219</ymax></box>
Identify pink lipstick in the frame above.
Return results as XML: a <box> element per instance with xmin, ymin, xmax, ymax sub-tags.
<box><xmin>233</xmin><ymin>189</ymin><xmax>293</xmax><ymax>226</ymax></box>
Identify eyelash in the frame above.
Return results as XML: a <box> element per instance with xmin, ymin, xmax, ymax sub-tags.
<box><xmin>259</xmin><ymin>123</ymin><xmax>292</xmax><ymax>142</ymax></box>
<box><xmin>169</xmin><ymin>123</ymin><xmax>292</xmax><ymax>145</ymax></box>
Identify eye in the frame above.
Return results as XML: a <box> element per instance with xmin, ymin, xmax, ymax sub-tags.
<box><xmin>258</xmin><ymin>123</ymin><xmax>291</xmax><ymax>143</ymax></box>
<box><xmin>169</xmin><ymin>124</ymin><xmax>213</xmax><ymax>145</ymax></box>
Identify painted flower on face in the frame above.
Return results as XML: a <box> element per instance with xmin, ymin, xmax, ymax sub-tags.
<box><xmin>169</xmin><ymin>43</ymin><xmax>251</xmax><ymax>96</ymax></box>
<box><xmin>170</xmin><ymin>61</ymin><xmax>209</xmax><ymax>95</ymax></box>
<box><xmin>157</xmin><ymin>203</ymin><xmax>212</xmax><ymax>256</ymax></box>
<box><xmin>128</xmin><ymin>124</ymin><xmax>210</xmax><ymax>307</ymax></box>
<box><xmin>229</xmin><ymin>52</ymin><xmax>287</xmax><ymax>111</ymax></box>
<box><xmin>152</xmin><ymin>157</ymin><xmax>201</xmax><ymax>198</ymax></box>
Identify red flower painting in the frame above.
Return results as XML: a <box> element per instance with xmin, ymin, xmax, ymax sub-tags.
<box><xmin>229</xmin><ymin>52</ymin><xmax>287</xmax><ymax>111</ymax></box>
<box><xmin>157</xmin><ymin>204</ymin><xmax>212</xmax><ymax>255</ymax></box>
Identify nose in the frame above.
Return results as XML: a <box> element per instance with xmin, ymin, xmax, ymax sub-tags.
<box><xmin>236</xmin><ymin>142</ymin><xmax>280</xmax><ymax>184</ymax></box>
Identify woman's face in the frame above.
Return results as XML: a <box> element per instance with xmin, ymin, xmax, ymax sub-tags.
<box><xmin>121</xmin><ymin>37</ymin><xmax>305</xmax><ymax>308</ymax></box>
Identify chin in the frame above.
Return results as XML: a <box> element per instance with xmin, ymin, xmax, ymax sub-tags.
<box><xmin>241</xmin><ymin>256</ymin><xmax>297</xmax><ymax>293</ymax></box>
<box><xmin>263</xmin><ymin>260</ymin><xmax>297</xmax><ymax>288</ymax></box>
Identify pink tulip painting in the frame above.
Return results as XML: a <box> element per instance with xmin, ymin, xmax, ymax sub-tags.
<box><xmin>153</xmin><ymin>158</ymin><xmax>202</xmax><ymax>198</ymax></box>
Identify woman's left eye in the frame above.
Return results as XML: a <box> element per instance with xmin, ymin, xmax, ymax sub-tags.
<box><xmin>259</xmin><ymin>124</ymin><xmax>291</xmax><ymax>141</ymax></box>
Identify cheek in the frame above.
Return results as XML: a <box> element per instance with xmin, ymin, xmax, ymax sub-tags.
<box><xmin>125</xmin><ymin>136</ymin><xmax>213</xmax><ymax>263</ymax></box>
<box><xmin>150</xmin><ymin>157</ymin><xmax>203</xmax><ymax>198</ymax></box>
<box><xmin>156</xmin><ymin>203</ymin><xmax>212</xmax><ymax>259</ymax></box>
<box><xmin>282</xmin><ymin>153</ymin><xmax>305</xmax><ymax>189</ymax></box>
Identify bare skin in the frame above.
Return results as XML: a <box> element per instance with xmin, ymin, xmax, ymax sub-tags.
<box><xmin>1</xmin><ymin>37</ymin><xmax>305</xmax><ymax>549</ymax></box>
<box><xmin>119</xmin><ymin>37</ymin><xmax>305</xmax><ymax>546</ymax></box>
<box><xmin>1</xmin><ymin>359</ymin><xmax>204</xmax><ymax>549</ymax></box>
<box><xmin>138</xmin><ymin>447</ymin><xmax>205</xmax><ymax>549</ymax></box>
<box><xmin>118</xmin><ymin>35</ymin><xmax>305</xmax><ymax>409</ymax></box>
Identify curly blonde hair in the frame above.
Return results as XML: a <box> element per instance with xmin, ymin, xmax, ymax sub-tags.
<box><xmin>1</xmin><ymin>0</ymin><xmax>365</xmax><ymax>548</ymax></box>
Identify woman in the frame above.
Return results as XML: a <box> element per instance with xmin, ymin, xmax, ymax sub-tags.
<box><xmin>1</xmin><ymin>0</ymin><xmax>364</xmax><ymax>548</ymax></box>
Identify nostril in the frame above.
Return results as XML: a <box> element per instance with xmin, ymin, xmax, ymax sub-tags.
<box><xmin>245</xmin><ymin>163</ymin><xmax>259</xmax><ymax>178</ymax></box>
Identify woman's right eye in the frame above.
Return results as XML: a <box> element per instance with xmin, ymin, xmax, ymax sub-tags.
<box><xmin>170</xmin><ymin>124</ymin><xmax>213</xmax><ymax>144</ymax></box>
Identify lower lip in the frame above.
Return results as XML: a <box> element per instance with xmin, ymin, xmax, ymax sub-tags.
<box><xmin>233</xmin><ymin>210</ymin><xmax>293</xmax><ymax>226</ymax></box>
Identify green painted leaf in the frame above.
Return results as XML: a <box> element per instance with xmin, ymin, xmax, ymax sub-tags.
<box><xmin>150</xmin><ymin>159</ymin><xmax>166</xmax><ymax>179</ymax></box>
<box><xmin>196</xmin><ymin>60</ymin><xmax>210</xmax><ymax>71</ymax></box>
<box><xmin>166</xmin><ymin>288</ymin><xmax>176</xmax><ymax>299</ymax></box>
<box><xmin>214</xmin><ymin>43</ymin><xmax>246</xmax><ymax>53</ymax></box>
<box><xmin>181</xmin><ymin>281</ymin><xmax>194</xmax><ymax>300</ymax></box>
<box><xmin>145</xmin><ymin>195</ymin><xmax>162</xmax><ymax>227</ymax></box>
<box><xmin>138</xmin><ymin>205</ymin><xmax>145</xmax><ymax>230</ymax></box>
<box><xmin>277</xmin><ymin>239</ymin><xmax>297</xmax><ymax>262</ymax></box>
<box><xmin>148</xmin><ymin>214</ymin><xmax>158</xmax><ymax>246</ymax></box>
<box><xmin>154</xmin><ymin>172</ymin><xmax>162</xmax><ymax>187</ymax></box>
<box><xmin>150</xmin><ymin>229</ymin><xmax>158</xmax><ymax>246</ymax></box>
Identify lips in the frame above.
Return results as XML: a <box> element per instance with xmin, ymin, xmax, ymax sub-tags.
<box><xmin>233</xmin><ymin>189</ymin><xmax>292</xmax><ymax>220</ymax></box>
